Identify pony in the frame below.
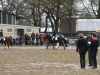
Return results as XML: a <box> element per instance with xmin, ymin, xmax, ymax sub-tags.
<box><xmin>45</xmin><ymin>34</ymin><xmax>68</xmax><ymax>50</ymax></box>
<box><xmin>0</xmin><ymin>36</ymin><xmax>12</xmax><ymax>49</ymax></box>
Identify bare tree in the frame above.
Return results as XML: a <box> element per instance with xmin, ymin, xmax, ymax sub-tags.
<box><xmin>79</xmin><ymin>0</ymin><xmax>100</xmax><ymax>18</ymax></box>
<box><xmin>0</xmin><ymin>0</ymin><xmax>79</xmax><ymax>29</ymax></box>
<box><xmin>60</xmin><ymin>0</ymin><xmax>78</xmax><ymax>34</ymax></box>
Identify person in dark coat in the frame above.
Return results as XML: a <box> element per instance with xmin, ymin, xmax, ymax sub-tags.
<box><xmin>25</xmin><ymin>34</ymin><xmax>30</xmax><ymax>45</ymax></box>
<box><xmin>86</xmin><ymin>33</ymin><xmax>93</xmax><ymax>66</ymax></box>
<box><xmin>31</xmin><ymin>31</ymin><xmax>35</xmax><ymax>45</ymax></box>
<box><xmin>76</xmin><ymin>33</ymin><xmax>88</xmax><ymax>69</ymax></box>
<box><xmin>0</xmin><ymin>29</ymin><xmax>3</xmax><ymax>37</ymax></box>
<box><xmin>0</xmin><ymin>29</ymin><xmax>3</xmax><ymax>43</ymax></box>
<box><xmin>90</xmin><ymin>33</ymin><xmax>99</xmax><ymax>69</ymax></box>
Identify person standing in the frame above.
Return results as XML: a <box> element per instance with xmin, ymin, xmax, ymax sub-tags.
<box><xmin>35</xmin><ymin>33</ymin><xmax>39</xmax><ymax>45</ymax></box>
<box><xmin>86</xmin><ymin>33</ymin><xmax>93</xmax><ymax>66</ymax></box>
<box><xmin>90</xmin><ymin>33</ymin><xmax>99</xmax><ymax>69</ymax></box>
<box><xmin>25</xmin><ymin>34</ymin><xmax>30</xmax><ymax>45</ymax></box>
<box><xmin>76</xmin><ymin>33</ymin><xmax>88</xmax><ymax>69</ymax></box>
<box><xmin>0</xmin><ymin>30</ymin><xmax>3</xmax><ymax>43</ymax></box>
<box><xmin>40</xmin><ymin>34</ymin><xmax>45</xmax><ymax>45</ymax></box>
<box><xmin>31</xmin><ymin>31</ymin><xmax>35</xmax><ymax>45</ymax></box>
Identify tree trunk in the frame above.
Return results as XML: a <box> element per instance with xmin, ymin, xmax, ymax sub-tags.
<box><xmin>68</xmin><ymin>15</ymin><xmax>72</xmax><ymax>36</ymax></box>
<box><xmin>97</xmin><ymin>0</ymin><xmax>100</xmax><ymax>18</ymax></box>
<box><xmin>38</xmin><ymin>7</ymin><xmax>41</xmax><ymax>27</ymax></box>
<box><xmin>44</xmin><ymin>15</ymin><xmax>48</xmax><ymax>33</ymax></box>
<box><xmin>32</xmin><ymin>8</ymin><xmax>37</xmax><ymax>26</ymax></box>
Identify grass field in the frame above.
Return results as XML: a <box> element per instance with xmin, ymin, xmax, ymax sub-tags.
<box><xmin>0</xmin><ymin>46</ymin><xmax>100</xmax><ymax>75</ymax></box>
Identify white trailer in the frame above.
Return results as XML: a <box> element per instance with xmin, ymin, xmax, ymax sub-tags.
<box><xmin>76</xmin><ymin>19</ymin><xmax>100</xmax><ymax>32</ymax></box>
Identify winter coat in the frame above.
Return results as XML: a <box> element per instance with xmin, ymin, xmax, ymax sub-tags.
<box><xmin>76</xmin><ymin>37</ymin><xmax>88</xmax><ymax>54</ymax></box>
<box><xmin>90</xmin><ymin>36</ymin><xmax>99</xmax><ymax>52</ymax></box>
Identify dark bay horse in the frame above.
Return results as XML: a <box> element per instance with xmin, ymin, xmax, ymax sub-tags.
<box><xmin>0</xmin><ymin>37</ymin><xmax>11</xmax><ymax>49</ymax></box>
<box><xmin>45</xmin><ymin>34</ymin><xmax>68</xmax><ymax>50</ymax></box>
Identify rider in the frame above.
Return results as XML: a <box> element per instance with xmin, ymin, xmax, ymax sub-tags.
<box><xmin>0</xmin><ymin>29</ymin><xmax>3</xmax><ymax>36</ymax></box>
<box><xmin>0</xmin><ymin>29</ymin><xmax>3</xmax><ymax>43</ymax></box>
<box><xmin>52</xmin><ymin>29</ymin><xmax>57</xmax><ymax>40</ymax></box>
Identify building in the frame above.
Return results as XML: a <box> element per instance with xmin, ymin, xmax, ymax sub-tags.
<box><xmin>0</xmin><ymin>10</ymin><xmax>39</xmax><ymax>38</ymax></box>
<box><xmin>60</xmin><ymin>17</ymin><xmax>76</xmax><ymax>37</ymax></box>
<box><xmin>0</xmin><ymin>24</ymin><xmax>39</xmax><ymax>38</ymax></box>
<box><xmin>0</xmin><ymin>10</ymin><xmax>16</xmax><ymax>25</ymax></box>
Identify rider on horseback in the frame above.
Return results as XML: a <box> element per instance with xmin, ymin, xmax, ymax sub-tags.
<box><xmin>0</xmin><ymin>29</ymin><xmax>3</xmax><ymax>43</ymax></box>
<box><xmin>52</xmin><ymin>29</ymin><xmax>58</xmax><ymax>41</ymax></box>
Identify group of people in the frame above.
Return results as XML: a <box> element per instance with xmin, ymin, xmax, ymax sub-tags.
<box><xmin>76</xmin><ymin>33</ymin><xmax>99</xmax><ymax>69</ymax></box>
<box><xmin>25</xmin><ymin>31</ymin><xmax>46</xmax><ymax>45</ymax></box>
<box><xmin>0</xmin><ymin>29</ymin><xmax>46</xmax><ymax>46</ymax></box>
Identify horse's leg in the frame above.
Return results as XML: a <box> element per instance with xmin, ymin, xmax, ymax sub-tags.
<box><xmin>3</xmin><ymin>42</ymin><xmax>6</xmax><ymax>50</ymax></box>
<box><xmin>1</xmin><ymin>41</ymin><xmax>3</xmax><ymax>45</ymax></box>
<box><xmin>63</xmin><ymin>38</ymin><xmax>68</xmax><ymax>47</ymax></box>
<box><xmin>62</xmin><ymin>41</ymin><xmax>65</xmax><ymax>50</ymax></box>
<box><xmin>57</xmin><ymin>43</ymin><xmax>60</xmax><ymax>49</ymax></box>
<box><xmin>54</xmin><ymin>42</ymin><xmax>59</xmax><ymax>49</ymax></box>
<box><xmin>63</xmin><ymin>44</ymin><xmax>65</xmax><ymax>50</ymax></box>
<box><xmin>51</xmin><ymin>42</ymin><xmax>55</xmax><ymax>50</ymax></box>
<box><xmin>59</xmin><ymin>40</ymin><xmax>65</xmax><ymax>50</ymax></box>
<box><xmin>7</xmin><ymin>43</ymin><xmax>9</xmax><ymax>48</ymax></box>
<box><xmin>46</xmin><ymin>42</ymin><xmax>50</xmax><ymax>49</ymax></box>
<box><xmin>4</xmin><ymin>47</ymin><xmax>5</xmax><ymax>50</ymax></box>
<box><xmin>65</xmin><ymin>42</ymin><xmax>68</xmax><ymax>47</ymax></box>
<box><xmin>46</xmin><ymin>44</ymin><xmax>49</xmax><ymax>49</ymax></box>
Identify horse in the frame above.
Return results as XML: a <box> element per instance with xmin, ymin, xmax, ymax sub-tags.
<box><xmin>0</xmin><ymin>36</ymin><xmax>12</xmax><ymax>49</ymax></box>
<box><xmin>45</xmin><ymin>34</ymin><xmax>68</xmax><ymax>50</ymax></box>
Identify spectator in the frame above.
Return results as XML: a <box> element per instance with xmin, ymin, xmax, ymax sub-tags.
<box><xmin>86</xmin><ymin>33</ymin><xmax>93</xmax><ymax>66</ymax></box>
<box><xmin>76</xmin><ymin>33</ymin><xmax>88</xmax><ymax>69</ymax></box>
<box><xmin>40</xmin><ymin>34</ymin><xmax>45</xmax><ymax>45</ymax></box>
<box><xmin>90</xmin><ymin>33</ymin><xmax>99</xmax><ymax>69</ymax></box>
<box><xmin>9</xmin><ymin>36</ymin><xmax>12</xmax><ymax>46</ymax></box>
<box><xmin>0</xmin><ymin>29</ymin><xmax>3</xmax><ymax>43</ymax></box>
<box><xmin>31</xmin><ymin>31</ymin><xmax>35</xmax><ymax>45</ymax></box>
<box><xmin>25</xmin><ymin>34</ymin><xmax>30</xmax><ymax>45</ymax></box>
<box><xmin>35</xmin><ymin>33</ymin><xmax>39</xmax><ymax>45</ymax></box>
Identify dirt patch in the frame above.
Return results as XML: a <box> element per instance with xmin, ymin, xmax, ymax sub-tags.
<box><xmin>0</xmin><ymin>46</ymin><xmax>100</xmax><ymax>75</ymax></box>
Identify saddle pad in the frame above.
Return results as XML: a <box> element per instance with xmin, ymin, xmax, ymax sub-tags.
<box><xmin>52</xmin><ymin>36</ymin><xmax>58</xmax><ymax>40</ymax></box>
<box><xmin>55</xmin><ymin>37</ymin><xmax>58</xmax><ymax>40</ymax></box>
<box><xmin>3</xmin><ymin>37</ymin><xmax>5</xmax><ymax>41</ymax></box>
